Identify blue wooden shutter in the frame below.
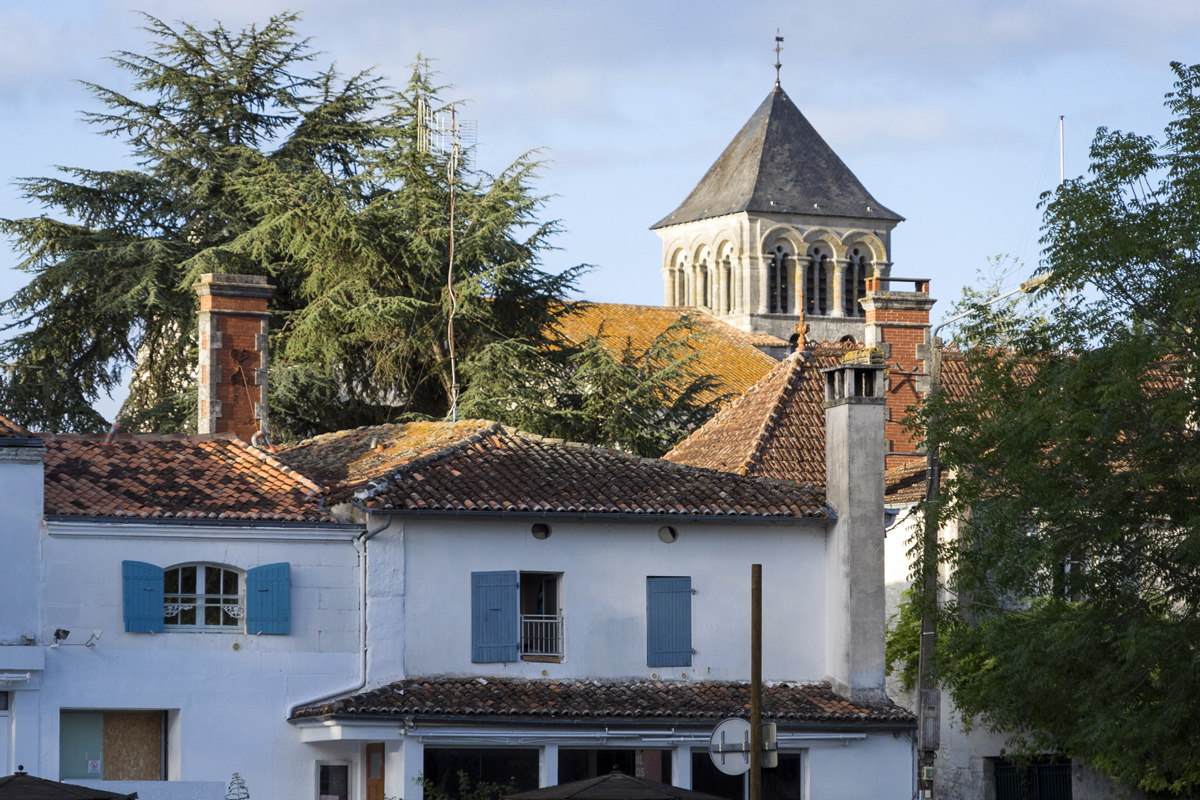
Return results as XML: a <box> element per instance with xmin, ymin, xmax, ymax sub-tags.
<box><xmin>472</xmin><ymin>571</ymin><xmax>520</xmax><ymax>663</ymax></box>
<box><xmin>122</xmin><ymin>561</ymin><xmax>164</xmax><ymax>633</ymax></box>
<box><xmin>246</xmin><ymin>562</ymin><xmax>291</xmax><ymax>635</ymax></box>
<box><xmin>647</xmin><ymin>576</ymin><xmax>692</xmax><ymax>667</ymax></box>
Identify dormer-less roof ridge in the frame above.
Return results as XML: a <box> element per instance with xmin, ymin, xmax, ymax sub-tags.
<box><xmin>653</xmin><ymin>85</ymin><xmax>902</xmax><ymax>229</ymax></box>
<box><xmin>342</xmin><ymin>421</ymin><xmax>828</xmax><ymax>519</ymax></box>
<box><xmin>355</xmin><ymin>421</ymin><xmax>507</xmax><ymax>503</ymax></box>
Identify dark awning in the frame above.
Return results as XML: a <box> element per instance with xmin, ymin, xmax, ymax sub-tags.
<box><xmin>0</xmin><ymin>770</ymin><xmax>138</xmax><ymax>799</ymax></box>
<box><xmin>508</xmin><ymin>771</ymin><xmax>725</xmax><ymax>800</ymax></box>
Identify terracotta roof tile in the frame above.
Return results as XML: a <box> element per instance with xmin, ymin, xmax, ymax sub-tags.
<box><xmin>291</xmin><ymin>677</ymin><xmax>913</xmax><ymax>724</ymax></box>
<box><xmin>556</xmin><ymin>304</ymin><xmax>780</xmax><ymax>403</ymax></box>
<box><xmin>40</xmin><ymin>434</ymin><xmax>336</xmax><ymax>522</ymax></box>
<box><xmin>276</xmin><ymin>420</ymin><xmax>496</xmax><ymax>495</ymax></box>
<box><xmin>0</xmin><ymin>413</ymin><xmax>33</xmax><ymax>440</ymax></box>
<box><xmin>884</xmin><ymin>462</ymin><xmax>928</xmax><ymax>505</ymax></box>
<box><xmin>286</xmin><ymin>421</ymin><xmax>828</xmax><ymax>518</ymax></box>
<box><xmin>663</xmin><ymin>347</ymin><xmax>848</xmax><ymax>485</ymax></box>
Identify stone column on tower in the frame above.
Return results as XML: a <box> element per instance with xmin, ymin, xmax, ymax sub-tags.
<box><xmin>831</xmin><ymin>258</ymin><xmax>847</xmax><ymax>318</ymax></box>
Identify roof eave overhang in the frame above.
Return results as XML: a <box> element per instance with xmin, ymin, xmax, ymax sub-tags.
<box><xmin>44</xmin><ymin>515</ymin><xmax>360</xmax><ymax>538</ymax></box>
<box><xmin>348</xmin><ymin>504</ymin><xmax>830</xmax><ymax>525</ymax></box>
<box><xmin>0</xmin><ymin>437</ymin><xmax>43</xmax><ymax>447</ymax></box>
<box><xmin>290</xmin><ymin>712</ymin><xmax>913</xmax><ymax>735</ymax></box>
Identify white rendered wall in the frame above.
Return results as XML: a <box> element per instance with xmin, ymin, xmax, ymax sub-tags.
<box><xmin>390</xmin><ymin>517</ymin><xmax>830</xmax><ymax>683</ymax></box>
<box><xmin>806</xmin><ymin>733</ymin><xmax>913</xmax><ymax>799</ymax></box>
<box><xmin>824</xmin><ymin>399</ymin><xmax>887</xmax><ymax>702</ymax></box>
<box><xmin>882</xmin><ymin>505</ymin><xmax>919</xmax><ymax>710</ymax></box>
<box><xmin>0</xmin><ymin>445</ymin><xmax>44</xmax><ymax>645</ymax></box>
<box><xmin>35</xmin><ymin>521</ymin><xmax>362</xmax><ymax>800</ymax></box>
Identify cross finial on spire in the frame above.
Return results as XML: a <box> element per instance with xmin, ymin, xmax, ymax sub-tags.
<box><xmin>774</xmin><ymin>29</ymin><xmax>784</xmax><ymax>86</ymax></box>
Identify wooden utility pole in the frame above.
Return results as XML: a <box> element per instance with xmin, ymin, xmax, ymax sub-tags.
<box><xmin>750</xmin><ymin>564</ymin><xmax>762</xmax><ymax>800</ymax></box>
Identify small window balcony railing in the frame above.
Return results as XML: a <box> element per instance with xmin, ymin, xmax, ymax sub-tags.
<box><xmin>520</xmin><ymin>614</ymin><xmax>564</xmax><ymax>657</ymax></box>
<box><xmin>164</xmin><ymin>593</ymin><xmax>244</xmax><ymax>629</ymax></box>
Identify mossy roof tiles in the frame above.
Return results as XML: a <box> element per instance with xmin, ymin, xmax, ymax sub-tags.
<box><xmin>313</xmin><ymin>422</ymin><xmax>829</xmax><ymax>518</ymax></box>
<box><xmin>276</xmin><ymin>420</ymin><xmax>497</xmax><ymax>496</ymax></box>
<box><xmin>555</xmin><ymin>303</ymin><xmax>781</xmax><ymax>404</ymax></box>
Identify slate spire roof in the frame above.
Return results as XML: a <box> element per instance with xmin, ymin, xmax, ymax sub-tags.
<box><xmin>652</xmin><ymin>85</ymin><xmax>901</xmax><ymax>229</ymax></box>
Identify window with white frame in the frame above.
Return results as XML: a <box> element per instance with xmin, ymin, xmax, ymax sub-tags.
<box><xmin>123</xmin><ymin>560</ymin><xmax>290</xmax><ymax>635</ymax></box>
<box><xmin>519</xmin><ymin>572</ymin><xmax>563</xmax><ymax>657</ymax></box>
<box><xmin>164</xmin><ymin>564</ymin><xmax>243</xmax><ymax>630</ymax></box>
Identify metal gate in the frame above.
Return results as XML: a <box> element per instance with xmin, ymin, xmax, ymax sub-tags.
<box><xmin>995</xmin><ymin>759</ymin><xmax>1072</xmax><ymax>800</ymax></box>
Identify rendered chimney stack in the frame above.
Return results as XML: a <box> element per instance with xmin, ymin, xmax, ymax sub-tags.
<box><xmin>859</xmin><ymin>278</ymin><xmax>936</xmax><ymax>470</ymax></box>
<box><xmin>195</xmin><ymin>274</ymin><xmax>275</xmax><ymax>443</ymax></box>
<box><xmin>821</xmin><ymin>347</ymin><xmax>888</xmax><ymax>704</ymax></box>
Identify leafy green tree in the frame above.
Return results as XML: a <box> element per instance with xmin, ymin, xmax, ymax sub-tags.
<box><xmin>0</xmin><ymin>13</ymin><xmax>381</xmax><ymax>432</ymax></box>
<box><xmin>461</xmin><ymin>313</ymin><xmax>729</xmax><ymax>457</ymax></box>
<box><xmin>917</xmin><ymin>62</ymin><xmax>1200</xmax><ymax>796</ymax></box>
<box><xmin>0</xmin><ymin>13</ymin><xmax>587</xmax><ymax>440</ymax></box>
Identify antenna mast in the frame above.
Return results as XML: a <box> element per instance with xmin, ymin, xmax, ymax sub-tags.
<box><xmin>418</xmin><ymin>97</ymin><xmax>477</xmax><ymax>422</ymax></box>
<box><xmin>1059</xmin><ymin>115</ymin><xmax>1065</xmax><ymax>186</ymax></box>
<box><xmin>774</xmin><ymin>30</ymin><xmax>784</xmax><ymax>86</ymax></box>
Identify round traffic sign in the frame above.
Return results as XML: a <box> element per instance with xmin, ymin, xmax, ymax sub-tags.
<box><xmin>708</xmin><ymin>717</ymin><xmax>752</xmax><ymax>776</ymax></box>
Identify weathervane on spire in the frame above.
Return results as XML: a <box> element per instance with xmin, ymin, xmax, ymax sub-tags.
<box><xmin>774</xmin><ymin>29</ymin><xmax>784</xmax><ymax>86</ymax></box>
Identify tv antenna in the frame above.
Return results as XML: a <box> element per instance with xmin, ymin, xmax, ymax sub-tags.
<box><xmin>417</xmin><ymin>99</ymin><xmax>477</xmax><ymax>421</ymax></box>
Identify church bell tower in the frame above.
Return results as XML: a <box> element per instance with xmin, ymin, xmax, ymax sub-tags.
<box><xmin>652</xmin><ymin>37</ymin><xmax>903</xmax><ymax>345</ymax></box>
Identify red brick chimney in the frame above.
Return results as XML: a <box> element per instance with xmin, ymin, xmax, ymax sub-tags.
<box><xmin>859</xmin><ymin>277</ymin><xmax>935</xmax><ymax>470</ymax></box>
<box><xmin>195</xmin><ymin>274</ymin><xmax>275</xmax><ymax>443</ymax></box>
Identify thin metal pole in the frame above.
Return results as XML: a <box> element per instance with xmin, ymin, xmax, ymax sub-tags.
<box><xmin>750</xmin><ymin>564</ymin><xmax>762</xmax><ymax>800</ymax></box>
<box><xmin>1059</xmin><ymin>115</ymin><xmax>1065</xmax><ymax>187</ymax></box>
<box><xmin>917</xmin><ymin>338</ymin><xmax>942</xmax><ymax>797</ymax></box>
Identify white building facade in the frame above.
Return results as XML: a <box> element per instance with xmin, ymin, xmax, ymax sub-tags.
<box><xmin>287</xmin><ymin>358</ymin><xmax>914</xmax><ymax>800</ymax></box>
<box><xmin>1</xmin><ymin>287</ymin><xmax>916</xmax><ymax>799</ymax></box>
<box><xmin>0</xmin><ymin>427</ymin><xmax>362</xmax><ymax>800</ymax></box>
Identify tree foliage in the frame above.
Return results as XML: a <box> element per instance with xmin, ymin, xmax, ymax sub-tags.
<box><xmin>6</xmin><ymin>14</ymin><xmax>718</xmax><ymax>446</ymax></box>
<box><xmin>461</xmin><ymin>313</ymin><xmax>729</xmax><ymax>457</ymax></box>
<box><xmin>2</xmin><ymin>13</ymin><xmax>365</xmax><ymax>432</ymax></box>
<box><xmin>411</xmin><ymin>770</ymin><xmax>513</xmax><ymax>800</ymax></box>
<box><xmin>917</xmin><ymin>62</ymin><xmax>1200</xmax><ymax>796</ymax></box>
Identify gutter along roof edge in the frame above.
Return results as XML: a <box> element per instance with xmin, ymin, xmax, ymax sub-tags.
<box><xmin>348</xmin><ymin>504</ymin><xmax>835</xmax><ymax>524</ymax></box>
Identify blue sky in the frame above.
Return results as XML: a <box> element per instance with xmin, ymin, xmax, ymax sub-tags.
<box><xmin>2</xmin><ymin>0</ymin><xmax>1198</xmax><ymax>417</ymax></box>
